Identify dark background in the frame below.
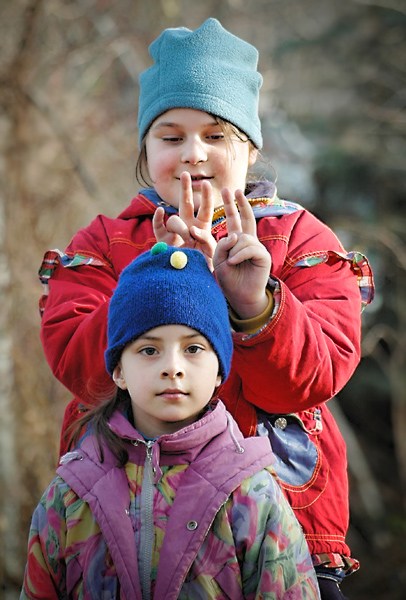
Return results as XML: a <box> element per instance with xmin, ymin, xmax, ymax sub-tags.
<box><xmin>1</xmin><ymin>1</ymin><xmax>405</xmax><ymax>598</ymax></box>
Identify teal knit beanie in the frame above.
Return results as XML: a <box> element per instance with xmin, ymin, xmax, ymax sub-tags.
<box><xmin>138</xmin><ymin>18</ymin><xmax>263</xmax><ymax>148</ymax></box>
<box><xmin>105</xmin><ymin>243</ymin><xmax>233</xmax><ymax>381</ymax></box>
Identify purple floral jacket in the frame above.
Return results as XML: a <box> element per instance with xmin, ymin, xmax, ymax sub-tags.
<box><xmin>21</xmin><ymin>401</ymin><xmax>320</xmax><ymax>599</ymax></box>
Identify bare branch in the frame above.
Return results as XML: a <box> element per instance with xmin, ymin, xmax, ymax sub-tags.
<box><xmin>21</xmin><ymin>87</ymin><xmax>100</xmax><ymax>199</ymax></box>
<box><xmin>10</xmin><ymin>0</ymin><xmax>45</xmax><ymax>80</ymax></box>
<box><xmin>329</xmin><ymin>398</ymin><xmax>386</xmax><ymax>521</ymax></box>
<box><xmin>352</xmin><ymin>0</ymin><xmax>406</xmax><ymax>17</ymax></box>
<box><xmin>335</xmin><ymin>221</ymin><xmax>406</xmax><ymax>271</ymax></box>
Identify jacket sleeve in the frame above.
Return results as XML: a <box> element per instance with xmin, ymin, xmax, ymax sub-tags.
<box><xmin>228</xmin><ymin>209</ymin><xmax>373</xmax><ymax>413</ymax></box>
<box><xmin>39</xmin><ymin>217</ymin><xmax>119</xmax><ymax>404</ymax></box>
<box><xmin>20</xmin><ymin>479</ymin><xmax>68</xmax><ymax>599</ymax></box>
<box><xmin>233</xmin><ymin>468</ymin><xmax>320</xmax><ymax>600</ymax></box>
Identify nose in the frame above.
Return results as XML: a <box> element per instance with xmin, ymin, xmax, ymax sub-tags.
<box><xmin>181</xmin><ymin>136</ymin><xmax>207</xmax><ymax>165</ymax></box>
<box><xmin>161</xmin><ymin>351</ymin><xmax>185</xmax><ymax>379</ymax></box>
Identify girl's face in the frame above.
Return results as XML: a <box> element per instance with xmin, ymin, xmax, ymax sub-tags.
<box><xmin>113</xmin><ymin>324</ymin><xmax>221</xmax><ymax>438</ymax></box>
<box><xmin>145</xmin><ymin>108</ymin><xmax>258</xmax><ymax>209</ymax></box>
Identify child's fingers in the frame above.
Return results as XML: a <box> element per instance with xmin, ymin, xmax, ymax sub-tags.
<box><xmin>213</xmin><ymin>233</ymin><xmax>238</xmax><ymax>270</ymax></box>
<box><xmin>152</xmin><ymin>207</ymin><xmax>167</xmax><ymax>240</ymax></box>
<box><xmin>166</xmin><ymin>215</ymin><xmax>194</xmax><ymax>245</ymax></box>
<box><xmin>196</xmin><ymin>180</ymin><xmax>214</xmax><ymax>227</ymax></box>
<box><xmin>227</xmin><ymin>245</ymin><xmax>269</xmax><ymax>268</ymax></box>
<box><xmin>190</xmin><ymin>226</ymin><xmax>217</xmax><ymax>258</ymax></box>
<box><xmin>226</xmin><ymin>234</ymin><xmax>271</xmax><ymax>269</ymax></box>
<box><xmin>179</xmin><ymin>172</ymin><xmax>195</xmax><ymax>223</ymax></box>
<box><xmin>235</xmin><ymin>189</ymin><xmax>257</xmax><ymax>237</ymax></box>
<box><xmin>221</xmin><ymin>188</ymin><xmax>242</xmax><ymax>234</ymax></box>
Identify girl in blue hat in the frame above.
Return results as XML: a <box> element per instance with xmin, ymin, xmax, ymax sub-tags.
<box><xmin>22</xmin><ymin>244</ymin><xmax>320</xmax><ymax>599</ymax></box>
<box><xmin>37</xmin><ymin>18</ymin><xmax>374</xmax><ymax>600</ymax></box>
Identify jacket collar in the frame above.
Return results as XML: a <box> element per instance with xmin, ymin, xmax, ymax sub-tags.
<box><xmin>107</xmin><ymin>400</ymin><xmax>244</xmax><ymax>481</ymax></box>
<box><xmin>116</xmin><ymin>181</ymin><xmax>295</xmax><ymax>222</ymax></box>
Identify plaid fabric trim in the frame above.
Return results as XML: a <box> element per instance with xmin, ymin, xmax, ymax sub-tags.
<box><xmin>38</xmin><ymin>249</ymin><xmax>105</xmax><ymax>294</ymax></box>
<box><xmin>212</xmin><ymin>196</ymin><xmax>303</xmax><ymax>227</ymax></box>
<box><xmin>235</xmin><ymin>242</ymin><xmax>375</xmax><ymax>340</ymax></box>
<box><xmin>39</xmin><ymin>249</ymin><xmax>105</xmax><ymax>282</ymax></box>
<box><xmin>293</xmin><ymin>250</ymin><xmax>374</xmax><ymax>309</ymax></box>
<box><xmin>269</xmin><ymin>277</ymin><xmax>281</xmax><ymax>318</ymax></box>
<box><xmin>312</xmin><ymin>552</ymin><xmax>360</xmax><ymax>576</ymax></box>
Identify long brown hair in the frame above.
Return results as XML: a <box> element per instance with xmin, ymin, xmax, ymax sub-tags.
<box><xmin>68</xmin><ymin>388</ymin><xmax>132</xmax><ymax>468</ymax></box>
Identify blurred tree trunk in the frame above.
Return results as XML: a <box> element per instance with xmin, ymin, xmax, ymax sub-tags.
<box><xmin>0</xmin><ymin>0</ymin><xmax>42</xmax><ymax>589</ymax></box>
<box><xmin>341</xmin><ymin>222</ymin><xmax>406</xmax><ymax>504</ymax></box>
<box><xmin>391</xmin><ymin>339</ymin><xmax>406</xmax><ymax>503</ymax></box>
<box><xmin>0</xmin><ymin>197</ymin><xmax>21</xmax><ymax>592</ymax></box>
<box><xmin>0</xmin><ymin>0</ymin><xmax>63</xmax><ymax>590</ymax></box>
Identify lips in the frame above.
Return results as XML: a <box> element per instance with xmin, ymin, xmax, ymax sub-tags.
<box><xmin>190</xmin><ymin>176</ymin><xmax>214</xmax><ymax>190</ymax></box>
<box><xmin>176</xmin><ymin>174</ymin><xmax>213</xmax><ymax>181</ymax></box>
<box><xmin>190</xmin><ymin>175</ymin><xmax>212</xmax><ymax>181</ymax></box>
<box><xmin>157</xmin><ymin>389</ymin><xmax>188</xmax><ymax>400</ymax></box>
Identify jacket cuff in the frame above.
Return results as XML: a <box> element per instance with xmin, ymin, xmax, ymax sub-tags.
<box><xmin>229</xmin><ymin>288</ymin><xmax>274</xmax><ymax>334</ymax></box>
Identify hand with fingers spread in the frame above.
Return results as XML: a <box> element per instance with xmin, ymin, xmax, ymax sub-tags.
<box><xmin>213</xmin><ymin>188</ymin><xmax>272</xmax><ymax>320</ymax></box>
<box><xmin>153</xmin><ymin>172</ymin><xmax>217</xmax><ymax>269</ymax></box>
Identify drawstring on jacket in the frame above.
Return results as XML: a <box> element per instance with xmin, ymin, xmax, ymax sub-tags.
<box><xmin>226</xmin><ymin>412</ymin><xmax>245</xmax><ymax>454</ymax></box>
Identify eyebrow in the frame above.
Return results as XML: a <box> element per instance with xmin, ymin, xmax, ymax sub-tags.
<box><xmin>138</xmin><ymin>332</ymin><xmax>203</xmax><ymax>341</ymax></box>
<box><xmin>152</xmin><ymin>120</ymin><xmax>219</xmax><ymax>130</ymax></box>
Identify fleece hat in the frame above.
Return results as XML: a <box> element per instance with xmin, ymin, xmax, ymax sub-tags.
<box><xmin>105</xmin><ymin>243</ymin><xmax>233</xmax><ymax>381</ymax></box>
<box><xmin>138</xmin><ymin>18</ymin><xmax>263</xmax><ymax>148</ymax></box>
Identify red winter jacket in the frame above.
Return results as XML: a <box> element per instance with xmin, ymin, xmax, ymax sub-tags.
<box><xmin>38</xmin><ymin>183</ymin><xmax>373</xmax><ymax>560</ymax></box>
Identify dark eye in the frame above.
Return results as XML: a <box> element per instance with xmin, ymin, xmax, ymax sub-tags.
<box><xmin>140</xmin><ymin>347</ymin><xmax>158</xmax><ymax>356</ymax></box>
<box><xmin>186</xmin><ymin>345</ymin><xmax>203</xmax><ymax>354</ymax></box>
<box><xmin>207</xmin><ymin>133</ymin><xmax>224</xmax><ymax>141</ymax></box>
<box><xmin>162</xmin><ymin>136</ymin><xmax>182</xmax><ymax>143</ymax></box>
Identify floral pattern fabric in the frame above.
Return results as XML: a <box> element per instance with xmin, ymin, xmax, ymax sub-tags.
<box><xmin>21</xmin><ymin>464</ymin><xmax>320</xmax><ymax>599</ymax></box>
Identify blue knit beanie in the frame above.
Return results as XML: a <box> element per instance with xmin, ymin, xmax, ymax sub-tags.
<box><xmin>105</xmin><ymin>243</ymin><xmax>233</xmax><ymax>381</ymax></box>
<box><xmin>138</xmin><ymin>18</ymin><xmax>263</xmax><ymax>148</ymax></box>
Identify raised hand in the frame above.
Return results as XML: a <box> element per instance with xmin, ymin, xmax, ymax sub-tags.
<box><xmin>213</xmin><ymin>188</ymin><xmax>272</xmax><ymax>319</ymax></box>
<box><xmin>153</xmin><ymin>172</ymin><xmax>216</xmax><ymax>269</ymax></box>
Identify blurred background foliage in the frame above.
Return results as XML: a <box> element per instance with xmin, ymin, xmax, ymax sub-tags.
<box><xmin>0</xmin><ymin>0</ymin><xmax>405</xmax><ymax>598</ymax></box>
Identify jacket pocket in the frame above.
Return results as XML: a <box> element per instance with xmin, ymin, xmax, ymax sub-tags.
<box><xmin>179</xmin><ymin>562</ymin><xmax>244</xmax><ymax>600</ymax></box>
<box><xmin>71</xmin><ymin>539</ymin><xmax>119</xmax><ymax>599</ymax></box>
<box><xmin>213</xmin><ymin>563</ymin><xmax>245</xmax><ymax>600</ymax></box>
<box><xmin>256</xmin><ymin>408</ymin><xmax>328</xmax><ymax>509</ymax></box>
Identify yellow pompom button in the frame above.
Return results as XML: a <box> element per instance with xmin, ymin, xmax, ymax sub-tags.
<box><xmin>170</xmin><ymin>251</ymin><xmax>188</xmax><ymax>270</ymax></box>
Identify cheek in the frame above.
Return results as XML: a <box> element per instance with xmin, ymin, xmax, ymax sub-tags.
<box><xmin>227</xmin><ymin>158</ymin><xmax>250</xmax><ymax>188</ymax></box>
<box><xmin>127</xmin><ymin>372</ymin><xmax>150</xmax><ymax>398</ymax></box>
<box><xmin>214</xmin><ymin>150</ymin><xmax>240</xmax><ymax>178</ymax></box>
<box><xmin>211</xmin><ymin>151</ymin><xmax>228</xmax><ymax>172</ymax></box>
<box><xmin>149</xmin><ymin>150</ymin><xmax>175</xmax><ymax>178</ymax></box>
<box><xmin>205</xmin><ymin>359</ymin><xmax>221</xmax><ymax>386</ymax></box>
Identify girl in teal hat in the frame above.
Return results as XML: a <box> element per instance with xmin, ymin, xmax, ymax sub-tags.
<box><xmin>37</xmin><ymin>18</ymin><xmax>374</xmax><ymax>600</ymax></box>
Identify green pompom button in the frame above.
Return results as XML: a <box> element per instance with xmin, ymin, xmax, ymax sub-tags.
<box><xmin>151</xmin><ymin>242</ymin><xmax>168</xmax><ymax>255</ymax></box>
